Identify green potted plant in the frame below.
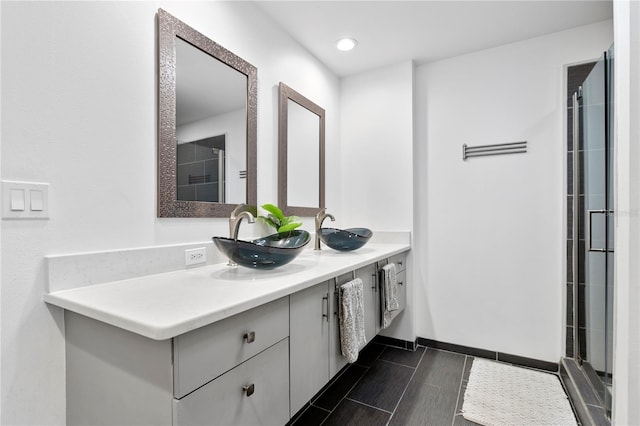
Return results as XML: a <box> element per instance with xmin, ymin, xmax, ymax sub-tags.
<box><xmin>258</xmin><ymin>204</ymin><xmax>302</xmax><ymax>234</ymax></box>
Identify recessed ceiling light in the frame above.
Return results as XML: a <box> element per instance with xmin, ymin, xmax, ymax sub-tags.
<box><xmin>336</xmin><ymin>38</ymin><xmax>357</xmax><ymax>52</ymax></box>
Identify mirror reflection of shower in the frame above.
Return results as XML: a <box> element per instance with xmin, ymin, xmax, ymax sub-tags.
<box><xmin>172</xmin><ymin>35</ymin><xmax>248</xmax><ymax>206</ymax></box>
<box><xmin>176</xmin><ymin>135</ymin><xmax>226</xmax><ymax>203</ymax></box>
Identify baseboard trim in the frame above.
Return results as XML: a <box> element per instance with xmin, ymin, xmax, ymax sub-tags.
<box><xmin>372</xmin><ymin>335</ymin><xmax>416</xmax><ymax>351</ymax></box>
<box><xmin>416</xmin><ymin>337</ymin><xmax>559</xmax><ymax>373</ymax></box>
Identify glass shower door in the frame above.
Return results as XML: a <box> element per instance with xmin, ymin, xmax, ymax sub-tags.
<box><xmin>578</xmin><ymin>48</ymin><xmax>613</xmax><ymax>416</ymax></box>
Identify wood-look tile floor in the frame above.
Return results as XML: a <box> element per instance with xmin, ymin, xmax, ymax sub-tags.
<box><xmin>290</xmin><ymin>342</ymin><xmax>480</xmax><ymax>426</ymax></box>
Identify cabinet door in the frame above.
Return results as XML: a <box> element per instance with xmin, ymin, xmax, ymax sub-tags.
<box><xmin>396</xmin><ymin>269</ymin><xmax>407</xmax><ymax>311</ymax></box>
<box><xmin>173</xmin><ymin>339</ymin><xmax>289</xmax><ymax>426</ymax></box>
<box><xmin>290</xmin><ymin>281</ymin><xmax>330</xmax><ymax>416</ymax></box>
<box><xmin>378</xmin><ymin>254</ymin><xmax>408</xmax><ymax>326</ymax></box>
<box><xmin>329</xmin><ymin>273</ymin><xmax>354</xmax><ymax>377</ymax></box>
<box><xmin>356</xmin><ymin>263</ymin><xmax>380</xmax><ymax>339</ymax></box>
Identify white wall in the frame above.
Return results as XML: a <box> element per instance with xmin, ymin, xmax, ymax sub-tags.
<box><xmin>0</xmin><ymin>2</ymin><xmax>339</xmax><ymax>424</ymax></box>
<box><xmin>340</xmin><ymin>61</ymin><xmax>414</xmax><ymax>231</ymax></box>
<box><xmin>340</xmin><ymin>61</ymin><xmax>415</xmax><ymax>342</ymax></box>
<box><xmin>414</xmin><ymin>20</ymin><xmax>613</xmax><ymax>362</ymax></box>
<box><xmin>0</xmin><ymin>2</ymin><xmax>3</xmax><ymax>421</ymax></box>
<box><xmin>613</xmin><ymin>1</ymin><xmax>640</xmax><ymax>424</ymax></box>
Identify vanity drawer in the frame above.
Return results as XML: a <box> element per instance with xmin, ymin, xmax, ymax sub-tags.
<box><xmin>389</xmin><ymin>253</ymin><xmax>407</xmax><ymax>273</ymax></box>
<box><xmin>173</xmin><ymin>338</ymin><xmax>290</xmax><ymax>426</ymax></box>
<box><xmin>173</xmin><ymin>296</ymin><xmax>289</xmax><ymax>398</ymax></box>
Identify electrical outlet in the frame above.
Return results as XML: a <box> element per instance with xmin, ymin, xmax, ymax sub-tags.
<box><xmin>185</xmin><ymin>247</ymin><xmax>207</xmax><ymax>266</ymax></box>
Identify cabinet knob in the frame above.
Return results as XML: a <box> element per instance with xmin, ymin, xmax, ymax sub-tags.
<box><xmin>243</xmin><ymin>384</ymin><xmax>255</xmax><ymax>397</ymax></box>
<box><xmin>243</xmin><ymin>331</ymin><xmax>256</xmax><ymax>343</ymax></box>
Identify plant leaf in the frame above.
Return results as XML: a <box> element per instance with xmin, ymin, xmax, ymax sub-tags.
<box><xmin>278</xmin><ymin>222</ymin><xmax>302</xmax><ymax>233</ymax></box>
<box><xmin>278</xmin><ymin>215</ymin><xmax>302</xmax><ymax>233</ymax></box>
<box><xmin>261</xmin><ymin>204</ymin><xmax>285</xmax><ymax>222</ymax></box>
<box><xmin>270</xmin><ymin>214</ymin><xmax>283</xmax><ymax>227</ymax></box>
<box><xmin>280</xmin><ymin>215</ymin><xmax>301</xmax><ymax>227</ymax></box>
<box><xmin>258</xmin><ymin>215</ymin><xmax>279</xmax><ymax>230</ymax></box>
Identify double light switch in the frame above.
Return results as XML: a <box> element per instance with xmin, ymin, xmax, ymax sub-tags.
<box><xmin>2</xmin><ymin>181</ymin><xmax>49</xmax><ymax>219</ymax></box>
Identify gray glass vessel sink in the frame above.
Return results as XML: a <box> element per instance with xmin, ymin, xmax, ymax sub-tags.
<box><xmin>213</xmin><ymin>230</ymin><xmax>310</xmax><ymax>269</ymax></box>
<box><xmin>318</xmin><ymin>228</ymin><xmax>373</xmax><ymax>251</ymax></box>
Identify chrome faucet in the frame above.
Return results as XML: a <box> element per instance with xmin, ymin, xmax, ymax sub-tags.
<box><xmin>229</xmin><ymin>204</ymin><xmax>255</xmax><ymax>240</ymax></box>
<box><xmin>227</xmin><ymin>204</ymin><xmax>256</xmax><ymax>266</ymax></box>
<box><xmin>314</xmin><ymin>208</ymin><xmax>335</xmax><ymax>250</ymax></box>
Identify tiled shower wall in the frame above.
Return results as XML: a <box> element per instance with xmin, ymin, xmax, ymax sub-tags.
<box><xmin>176</xmin><ymin>135</ymin><xmax>225</xmax><ymax>202</ymax></box>
<box><xmin>566</xmin><ymin>62</ymin><xmax>596</xmax><ymax>358</ymax></box>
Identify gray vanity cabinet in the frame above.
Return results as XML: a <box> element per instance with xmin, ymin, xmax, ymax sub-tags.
<box><xmin>61</xmin><ymin>249</ymin><xmax>410</xmax><ymax>425</ymax></box>
<box><xmin>289</xmin><ymin>280</ymin><xmax>333</xmax><ymax>416</ymax></box>
<box><xmin>65</xmin><ymin>298</ymin><xmax>290</xmax><ymax>426</ymax></box>
<box><xmin>289</xmin><ymin>262</ymin><xmax>398</xmax><ymax>418</ymax></box>
<box><xmin>289</xmin><ymin>273</ymin><xmax>356</xmax><ymax>416</ymax></box>
<box><xmin>356</xmin><ymin>263</ymin><xmax>381</xmax><ymax>341</ymax></box>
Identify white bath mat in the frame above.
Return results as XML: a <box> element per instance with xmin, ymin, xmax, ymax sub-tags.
<box><xmin>462</xmin><ymin>359</ymin><xmax>577</xmax><ymax>426</ymax></box>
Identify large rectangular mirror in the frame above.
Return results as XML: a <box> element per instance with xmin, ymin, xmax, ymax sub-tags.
<box><xmin>157</xmin><ymin>9</ymin><xmax>257</xmax><ymax>217</ymax></box>
<box><xmin>278</xmin><ymin>82</ymin><xmax>325</xmax><ymax>217</ymax></box>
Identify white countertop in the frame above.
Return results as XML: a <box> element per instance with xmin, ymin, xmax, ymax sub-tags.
<box><xmin>44</xmin><ymin>243</ymin><xmax>410</xmax><ymax>340</ymax></box>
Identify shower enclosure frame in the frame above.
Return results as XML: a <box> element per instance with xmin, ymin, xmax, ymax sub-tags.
<box><xmin>570</xmin><ymin>47</ymin><xmax>614</xmax><ymax>419</ymax></box>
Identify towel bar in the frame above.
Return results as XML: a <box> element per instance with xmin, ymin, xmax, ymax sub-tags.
<box><xmin>463</xmin><ymin>141</ymin><xmax>527</xmax><ymax>160</ymax></box>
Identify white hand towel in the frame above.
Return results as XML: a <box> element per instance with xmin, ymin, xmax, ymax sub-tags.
<box><xmin>338</xmin><ymin>278</ymin><xmax>366</xmax><ymax>363</ymax></box>
<box><xmin>381</xmin><ymin>263</ymin><xmax>399</xmax><ymax>328</ymax></box>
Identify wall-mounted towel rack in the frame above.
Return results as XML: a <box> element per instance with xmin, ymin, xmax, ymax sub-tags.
<box><xmin>462</xmin><ymin>141</ymin><xmax>527</xmax><ymax>160</ymax></box>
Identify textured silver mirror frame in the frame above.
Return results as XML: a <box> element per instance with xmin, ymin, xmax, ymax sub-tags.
<box><xmin>157</xmin><ymin>9</ymin><xmax>257</xmax><ymax>217</ymax></box>
<box><xmin>278</xmin><ymin>82</ymin><xmax>325</xmax><ymax>217</ymax></box>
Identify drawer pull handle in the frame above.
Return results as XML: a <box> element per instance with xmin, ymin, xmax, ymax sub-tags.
<box><xmin>244</xmin><ymin>331</ymin><xmax>256</xmax><ymax>343</ymax></box>
<box><xmin>243</xmin><ymin>384</ymin><xmax>255</xmax><ymax>397</ymax></box>
<box><xmin>322</xmin><ymin>295</ymin><xmax>329</xmax><ymax>322</ymax></box>
<box><xmin>398</xmin><ymin>281</ymin><xmax>404</xmax><ymax>286</ymax></box>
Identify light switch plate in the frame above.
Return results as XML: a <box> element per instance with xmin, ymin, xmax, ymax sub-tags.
<box><xmin>10</xmin><ymin>189</ymin><xmax>26</xmax><ymax>211</ymax></box>
<box><xmin>2</xmin><ymin>181</ymin><xmax>50</xmax><ymax>219</ymax></box>
<box><xmin>30</xmin><ymin>190</ymin><xmax>44</xmax><ymax>211</ymax></box>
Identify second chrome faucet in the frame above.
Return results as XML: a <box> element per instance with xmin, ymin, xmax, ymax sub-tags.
<box><xmin>314</xmin><ymin>208</ymin><xmax>335</xmax><ymax>250</ymax></box>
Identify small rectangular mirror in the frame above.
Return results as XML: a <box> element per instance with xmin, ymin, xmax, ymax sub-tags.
<box><xmin>278</xmin><ymin>82</ymin><xmax>325</xmax><ymax>217</ymax></box>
